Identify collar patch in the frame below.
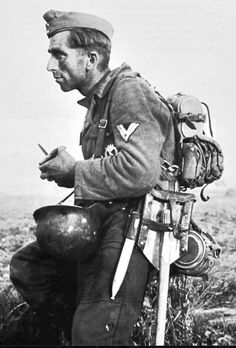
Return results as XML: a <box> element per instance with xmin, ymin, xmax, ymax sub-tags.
<box><xmin>117</xmin><ymin>123</ymin><xmax>140</xmax><ymax>142</ymax></box>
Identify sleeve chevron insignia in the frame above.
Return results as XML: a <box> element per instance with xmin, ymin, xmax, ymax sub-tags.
<box><xmin>117</xmin><ymin>122</ymin><xmax>140</xmax><ymax>142</ymax></box>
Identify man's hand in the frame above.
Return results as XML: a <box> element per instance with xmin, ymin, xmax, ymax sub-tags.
<box><xmin>39</xmin><ymin>146</ymin><xmax>76</xmax><ymax>188</ymax></box>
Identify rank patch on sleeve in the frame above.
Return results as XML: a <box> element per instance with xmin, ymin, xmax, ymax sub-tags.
<box><xmin>117</xmin><ymin>123</ymin><xmax>140</xmax><ymax>142</ymax></box>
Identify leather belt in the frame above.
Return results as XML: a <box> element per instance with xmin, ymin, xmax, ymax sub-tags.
<box><xmin>75</xmin><ymin>196</ymin><xmax>142</xmax><ymax>209</ymax></box>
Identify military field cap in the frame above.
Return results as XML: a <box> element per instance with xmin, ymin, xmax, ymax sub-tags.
<box><xmin>43</xmin><ymin>9</ymin><xmax>114</xmax><ymax>41</ymax></box>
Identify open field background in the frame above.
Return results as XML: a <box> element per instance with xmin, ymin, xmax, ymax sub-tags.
<box><xmin>0</xmin><ymin>187</ymin><xmax>236</xmax><ymax>345</ymax></box>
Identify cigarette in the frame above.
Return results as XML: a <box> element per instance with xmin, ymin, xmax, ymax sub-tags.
<box><xmin>38</xmin><ymin>143</ymin><xmax>48</xmax><ymax>155</ymax></box>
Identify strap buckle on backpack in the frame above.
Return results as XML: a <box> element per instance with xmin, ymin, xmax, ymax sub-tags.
<box><xmin>161</xmin><ymin>160</ymin><xmax>180</xmax><ymax>176</ymax></box>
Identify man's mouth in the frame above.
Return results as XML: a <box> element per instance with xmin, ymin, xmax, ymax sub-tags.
<box><xmin>53</xmin><ymin>74</ymin><xmax>63</xmax><ymax>81</ymax></box>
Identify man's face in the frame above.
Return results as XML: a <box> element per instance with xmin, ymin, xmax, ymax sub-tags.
<box><xmin>47</xmin><ymin>31</ymin><xmax>88</xmax><ymax>92</ymax></box>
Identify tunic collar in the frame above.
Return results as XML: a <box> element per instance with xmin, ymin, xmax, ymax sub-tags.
<box><xmin>77</xmin><ymin>63</ymin><xmax>132</xmax><ymax>108</ymax></box>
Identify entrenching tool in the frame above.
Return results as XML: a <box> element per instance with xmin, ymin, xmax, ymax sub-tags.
<box><xmin>111</xmin><ymin>188</ymin><xmax>196</xmax><ymax>345</ymax></box>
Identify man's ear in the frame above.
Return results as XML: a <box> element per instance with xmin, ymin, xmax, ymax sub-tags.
<box><xmin>86</xmin><ymin>51</ymin><xmax>99</xmax><ymax>70</ymax></box>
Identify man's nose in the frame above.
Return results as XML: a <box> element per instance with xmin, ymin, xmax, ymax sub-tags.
<box><xmin>47</xmin><ymin>56</ymin><xmax>58</xmax><ymax>72</ymax></box>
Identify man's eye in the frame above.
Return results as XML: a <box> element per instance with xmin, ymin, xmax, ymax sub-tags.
<box><xmin>55</xmin><ymin>53</ymin><xmax>65</xmax><ymax>60</ymax></box>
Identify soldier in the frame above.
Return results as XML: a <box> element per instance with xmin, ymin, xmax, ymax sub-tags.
<box><xmin>10</xmin><ymin>9</ymin><xmax>175</xmax><ymax>346</ymax></box>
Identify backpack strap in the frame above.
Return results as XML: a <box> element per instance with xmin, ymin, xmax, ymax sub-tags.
<box><xmin>93</xmin><ymin>74</ymin><xmax>126</xmax><ymax>158</ymax></box>
<box><xmin>201</xmin><ymin>102</ymin><xmax>213</xmax><ymax>137</ymax></box>
<box><xmin>153</xmin><ymin>88</ymin><xmax>182</xmax><ymax>192</ymax></box>
<box><xmin>93</xmin><ymin>99</ymin><xmax>110</xmax><ymax>159</ymax></box>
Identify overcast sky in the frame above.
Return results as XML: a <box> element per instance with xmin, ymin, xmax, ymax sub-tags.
<box><xmin>0</xmin><ymin>0</ymin><xmax>235</xmax><ymax>198</ymax></box>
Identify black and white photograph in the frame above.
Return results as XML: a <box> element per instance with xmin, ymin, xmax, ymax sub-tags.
<box><xmin>0</xmin><ymin>0</ymin><xmax>235</xmax><ymax>346</ymax></box>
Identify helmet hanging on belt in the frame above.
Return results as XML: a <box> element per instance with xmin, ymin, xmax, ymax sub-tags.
<box><xmin>33</xmin><ymin>203</ymin><xmax>103</xmax><ymax>261</ymax></box>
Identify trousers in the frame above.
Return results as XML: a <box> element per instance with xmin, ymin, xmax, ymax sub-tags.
<box><xmin>10</xmin><ymin>201</ymin><xmax>150</xmax><ymax>346</ymax></box>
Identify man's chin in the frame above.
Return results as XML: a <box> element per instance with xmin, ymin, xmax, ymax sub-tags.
<box><xmin>59</xmin><ymin>84</ymin><xmax>72</xmax><ymax>92</ymax></box>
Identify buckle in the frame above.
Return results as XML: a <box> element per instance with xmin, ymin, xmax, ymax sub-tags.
<box><xmin>161</xmin><ymin>160</ymin><xmax>180</xmax><ymax>176</ymax></box>
<box><xmin>98</xmin><ymin>119</ymin><xmax>108</xmax><ymax>128</ymax></box>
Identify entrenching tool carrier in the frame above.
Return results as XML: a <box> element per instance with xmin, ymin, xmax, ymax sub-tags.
<box><xmin>111</xmin><ymin>189</ymin><xmax>196</xmax><ymax>345</ymax></box>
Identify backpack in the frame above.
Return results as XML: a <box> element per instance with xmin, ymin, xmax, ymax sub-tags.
<box><xmin>156</xmin><ymin>91</ymin><xmax>224</xmax><ymax>201</ymax></box>
<box><xmin>152</xmin><ymin>91</ymin><xmax>223</xmax><ymax>277</ymax></box>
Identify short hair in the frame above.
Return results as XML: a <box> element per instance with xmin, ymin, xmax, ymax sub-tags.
<box><xmin>67</xmin><ymin>28</ymin><xmax>111</xmax><ymax>71</ymax></box>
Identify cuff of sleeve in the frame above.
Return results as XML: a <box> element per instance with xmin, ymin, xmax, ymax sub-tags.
<box><xmin>74</xmin><ymin>160</ymin><xmax>111</xmax><ymax>201</ymax></box>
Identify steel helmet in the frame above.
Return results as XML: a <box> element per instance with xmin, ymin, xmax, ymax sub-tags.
<box><xmin>33</xmin><ymin>203</ymin><xmax>103</xmax><ymax>261</ymax></box>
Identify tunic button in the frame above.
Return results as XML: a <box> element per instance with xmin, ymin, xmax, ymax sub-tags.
<box><xmin>105</xmin><ymin>322</ymin><xmax>114</xmax><ymax>332</ymax></box>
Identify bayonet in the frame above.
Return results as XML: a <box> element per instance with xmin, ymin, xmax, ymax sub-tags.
<box><xmin>111</xmin><ymin>211</ymin><xmax>141</xmax><ymax>300</ymax></box>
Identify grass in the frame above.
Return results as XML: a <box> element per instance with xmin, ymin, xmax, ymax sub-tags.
<box><xmin>0</xmin><ymin>188</ymin><xmax>236</xmax><ymax>345</ymax></box>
